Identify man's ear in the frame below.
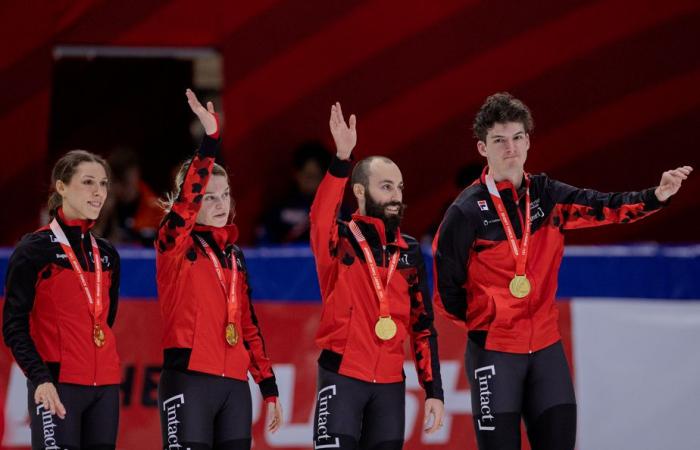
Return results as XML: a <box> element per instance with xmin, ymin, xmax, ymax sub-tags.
<box><xmin>352</xmin><ymin>183</ymin><xmax>365</xmax><ymax>199</ymax></box>
<box><xmin>477</xmin><ymin>141</ymin><xmax>488</xmax><ymax>157</ymax></box>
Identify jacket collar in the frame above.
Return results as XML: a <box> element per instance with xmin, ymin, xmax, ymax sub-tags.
<box><xmin>193</xmin><ymin>223</ymin><xmax>239</xmax><ymax>249</ymax></box>
<box><xmin>350</xmin><ymin>211</ymin><xmax>408</xmax><ymax>249</ymax></box>
<box><xmin>55</xmin><ymin>207</ymin><xmax>95</xmax><ymax>234</ymax></box>
<box><xmin>479</xmin><ymin>166</ymin><xmax>529</xmax><ymax>200</ymax></box>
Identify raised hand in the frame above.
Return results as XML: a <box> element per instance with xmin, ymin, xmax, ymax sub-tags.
<box><xmin>329</xmin><ymin>102</ymin><xmax>357</xmax><ymax>160</ymax></box>
<box><xmin>35</xmin><ymin>382</ymin><xmax>66</xmax><ymax>419</ymax></box>
<box><xmin>186</xmin><ymin>88</ymin><xmax>218</xmax><ymax>136</ymax></box>
<box><xmin>655</xmin><ymin>165</ymin><xmax>693</xmax><ymax>202</ymax></box>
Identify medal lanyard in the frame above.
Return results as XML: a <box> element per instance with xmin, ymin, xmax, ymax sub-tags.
<box><xmin>196</xmin><ymin>236</ymin><xmax>239</xmax><ymax>323</ymax></box>
<box><xmin>484</xmin><ymin>174</ymin><xmax>531</xmax><ymax>276</ymax></box>
<box><xmin>348</xmin><ymin>221</ymin><xmax>399</xmax><ymax>317</ymax></box>
<box><xmin>49</xmin><ymin>219</ymin><xmax>102</xmax><ymax>320</ymax></box>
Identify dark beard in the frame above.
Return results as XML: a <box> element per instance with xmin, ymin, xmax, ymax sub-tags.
<box><xmin>364</xmin><ymin>192</ymin><xmax>406</xmax><ymax>236</ymax></box>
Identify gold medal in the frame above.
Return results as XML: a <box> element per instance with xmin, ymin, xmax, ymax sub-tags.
<box><xmin>197</xmin><ymin>237</ymin><xmax>241</xmax><ymax>349</ymax></box>
<box><xmin>485</xmin><ymin>175</ymin><xmax>534</xmax><ymax>301</ymax></box>
<box><xmin>509</xmin><ymin>275</ymin><xmax>531</xmax><ymax>298</ymax></box>
<box><xmin>375</xmin><ymin>316</ymin><xmax>397</xmax><ymax>341</ymax></box>
<box><xmin>93</xmin><ymin>323</ymin><xmax>106</xmax><ymax>348</ymax></box>
<box><xmin>225</xmin><ymin>323</ymin><xmax>239</xmax><ymax>346</ymax></box>
<box><xmin>51</xmin><ymin>220</ymin><xmax>107</xmax><ymax>349</ymax></box>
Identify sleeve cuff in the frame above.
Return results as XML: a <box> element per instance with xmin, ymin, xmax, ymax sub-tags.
<box><xmin>198</xmin><ymin>134</ymin><xmax>220</xmax><ymax>158</ymax></box>
<box><xmin>258</xmin><ymin>376</ymin><xmax>279</xmax><ymax>399</ymax></box>
<box><xmin>422</xmin><ymin>381</ymin><xmax>444</xmax><ymax>402</ymax></box>
<box><xmin>642</xmin><ymin>187</ymin><xmax>668</xmax><ymax>210</ymax></box>
<box><xmin>30</xmin><ymin>371</ymin><xmax>53</xmax><ymax>388</ymax></box>
<box><xmin>328</xmin><ymin>156</ymin><xmax>352</xmax><ymax>178</ymax></box>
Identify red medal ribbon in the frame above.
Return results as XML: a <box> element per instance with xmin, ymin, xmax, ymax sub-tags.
<box><xmin>50</xmin><ymin>219</ymin><xmax>103</xmax><ymax>321</ymax></box>
<box><xmin>196</xmin><ymin>236</ymin><xmax>239</xmax><ymax>324</ymax></box>
<box><xmin>348</xmin><ymin>221</ymin><xmax>399</xmax><ymax>317</ymax></box>
<box><xmin>484</xmin><ymin>174</ymin><xmax>531</xmax><ymax>276</ymax></box>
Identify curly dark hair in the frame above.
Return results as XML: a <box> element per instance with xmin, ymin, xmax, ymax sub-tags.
<box><xmin>473</xmin><ymin>92</ymin><xmax>534</xmax><ymax>142</ymax></box>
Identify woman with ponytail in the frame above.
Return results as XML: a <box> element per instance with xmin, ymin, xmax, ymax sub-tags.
<box><xmin>3</xmin><ymin>150</ymin><xmax>121</xmax><ymax>449</ymax></box>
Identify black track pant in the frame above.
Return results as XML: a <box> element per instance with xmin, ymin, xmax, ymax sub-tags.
<box><xmin>158</xmin><ymin>369</ymin><xmax>252</xmax><ymax>450</ymax></box>
<box><xmin>466</xmin><ymin>340</ymin><xmax>577</xmax><ymax>450</ymax></box>
<box><xmin>27</xmin><ymin>381</ymin><xmax>119</xmax><ymax>450</ymax></box>
<box><xmin>312</xmin><ymin>366</ymin><xmax>405</xmax><ymax>450</ymax></box>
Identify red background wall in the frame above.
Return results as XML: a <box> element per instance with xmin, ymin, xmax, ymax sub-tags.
<box><xmin>1</xmin><ymin>0</ymin><xmax>698</xmax><ymax>246</ymax></box>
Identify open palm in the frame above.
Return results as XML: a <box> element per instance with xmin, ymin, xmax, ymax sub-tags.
<box><xmin>329</xmin><ymin>102</ymin><xmax>357</xmax><ymax>160</ymax></box>
<box><xmin>186</xmin><ymin>88</ymin><xmax>218</xmax><ymax>136</ymax></box>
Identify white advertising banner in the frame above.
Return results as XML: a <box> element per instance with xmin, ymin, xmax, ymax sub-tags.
<box><xmin>573</xmin><ymin>299</ymin><xmax>700</xmax><ymax>450</ymax></box>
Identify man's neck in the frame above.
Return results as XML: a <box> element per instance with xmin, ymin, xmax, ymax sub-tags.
<box><xmin>488</xmin><ymin>168</ymin><xmax>524</xmax><ymax>189</ymax></box>
<box><xmin>355</xmin><ymin>209</ymin><xmax>397</xmax><ymax>242</ymax></box>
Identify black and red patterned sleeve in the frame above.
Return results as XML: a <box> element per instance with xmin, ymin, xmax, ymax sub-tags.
<box><xmin>408</xmin><ymin>241</ymin><xmax>444</xmax><ymax>401</ymax></box>
<box><xmin>2</xmin><ymin>236</ymin><xmax>53</xmax><ymax>386</ymax></box>
<box><xmin>106</xmin><ymin>245</ymin><xmax>120</xmax><ymax>328</ymax></box>
<box><xmin>156</xmin><ymin>135</ymin><xmax>219</xmax><ymax>256</ymax></box>
<box><xmin>309</xmin><ymin>156</ymin><xmax>352</xmax><ymax>300</ymax></box>
<box><xmin>546</xmin><ymin>175</ymin><xmax>665</xmax><ymax>230</ymax></box>
<box><xmin>433</xmin><ymin>205</ymin><xmax>476</xmax><ymax>325</ymax></box>
<box><xmin>237</xmin><ymin>250</ymin><xmax>279</xmax><ymax>400</ymax></box>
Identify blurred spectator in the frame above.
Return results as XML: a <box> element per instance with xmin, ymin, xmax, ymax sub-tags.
<box><xmin>422</xmin><ymin>162</ymin><xmax>483</xmax><ymax>244</ymax></box>
<box><xmin>256</xmin><ymin>141</ymin><xmax>333</xmax><ymax>244</ymax></box>
<box><xmin>94</xmin><ymin>148</ymin><xmax>162</xmax><ymax>246</ymax></box>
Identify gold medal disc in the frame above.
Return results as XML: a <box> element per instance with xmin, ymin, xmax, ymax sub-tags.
<box><xmin>93</xmin><ymin>323</ymin><xmax>106</xmax><ymax>348</ymax></box>
<box><xmin>509</xmin><ymin>275</ymin><xmax>531</xmax><ymax>298</ymax></box>
<box><xmin>375</xmin><ymin>316</ymin><xmax>397</xmax><ymax>341</ymax></box>
<box><xmin>225</xmin><ymin>323</ymin><xmax>239</xmax><ymax>346</ymax></box>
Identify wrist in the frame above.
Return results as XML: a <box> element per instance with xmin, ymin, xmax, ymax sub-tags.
<box><xmin>654</xmin><ymin>187</ymin><xmax>666</xmax><ymax>202</ymax></box>
<box><xmin>206</xmin><ymin>113</ymin><xmax>221</xmax><ymax>139</ymax></box>
<box><xmin>329</xmin><ymin>155</ymin><xmax>353</xmax><ymax>178</ymax></box>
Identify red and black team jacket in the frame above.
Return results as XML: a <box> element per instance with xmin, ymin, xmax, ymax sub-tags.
<box><xmin>433</xmin><ymin>168</ymin><xmax>666</xmax><ymax>354</ymax></box>
<box><xmin>155</xmin><ymin>135</ymin><xmax>278</xmax><ymax>399</ymax></box>
<box><xmin>3</xmin><ymin>210</ymin><xmax>121</xmax><ymax>386</ymax></box>
<box><xmin>310</xmin><ymin>156</ymin><xmax>444</xmax><ymax>400</ymax></box>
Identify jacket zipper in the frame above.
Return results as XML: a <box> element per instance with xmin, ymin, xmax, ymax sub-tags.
<box><xmin>79</xmin><ymin>233</ymin><xmax>90</xmax><ymax>271</ymax></box>
<box><xmin>372</xmin><ymin>347</ymin><xmax>382</xmax><ymax>383</ymax></box>
<box><xmin>80</xmin><ymin>233</ymin><xmax>99</xmax><ymax>385</ymax></box>
<box><xmin>513</xmin><ymin>192</ymin><xmax>534</xmax><ymax>354</ymax></box>
<box><xmin>373</xmin><ymin>244</ymin><xmax>387</xmax><ymax>382</ymax></box>
<box><xmin>222</xmin><ymin>243</ymin><xmax>229</xmax><ymax>377</ymax></box>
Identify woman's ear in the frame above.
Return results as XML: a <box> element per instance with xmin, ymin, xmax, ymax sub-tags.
<box><xmin>55</xmin><ymin>180</ymin><xmax>67</xmax><ymax>197</ymax></box>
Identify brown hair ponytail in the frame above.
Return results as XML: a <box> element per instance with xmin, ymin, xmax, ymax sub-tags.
<box><xmin>48</xmin><ymin>150</ymin><xmax>110</xmax><ymax>218</ymax></box>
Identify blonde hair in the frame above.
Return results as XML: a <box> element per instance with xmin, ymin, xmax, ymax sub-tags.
<box><xmin>161</xmin><ymin>159</ymin><xmax>231</xmax><ymax>213</ymax></box>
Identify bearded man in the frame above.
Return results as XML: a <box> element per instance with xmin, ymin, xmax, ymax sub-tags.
<box><xmin>308</xmin><ymin>102</ymin><xmax>445</xmax><ymax>450</ymax></box>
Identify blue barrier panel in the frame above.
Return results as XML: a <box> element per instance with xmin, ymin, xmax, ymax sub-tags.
<box><xmin>1</xmin><ymin>244</ymin><xmax>699</xmax><ymax>300</ymax></box>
